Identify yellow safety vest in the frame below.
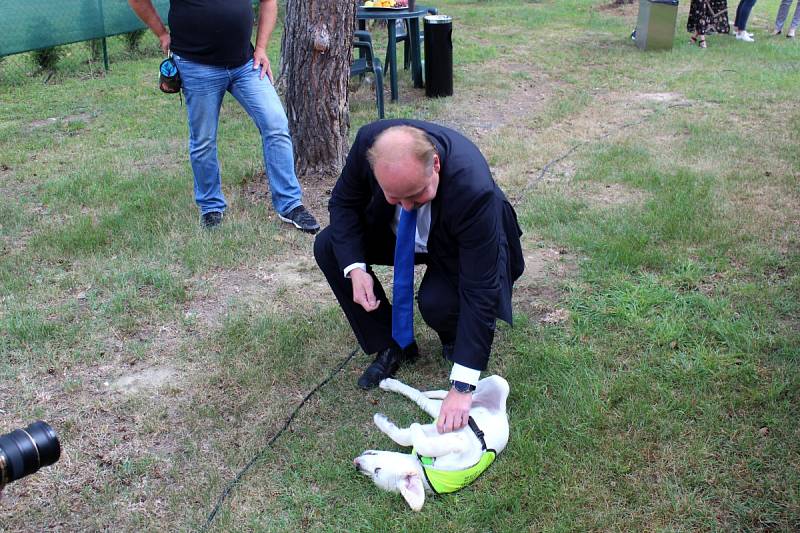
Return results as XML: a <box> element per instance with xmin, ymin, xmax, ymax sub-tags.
<box><xmin>414</xmin><ymin>416</ymin><xmax>497</xmax><ymax>495</ymax></box>
<box><xmin>417</xmin><ymin>449</ymin><xmax>496</xmax><ymax>494</ymax></box>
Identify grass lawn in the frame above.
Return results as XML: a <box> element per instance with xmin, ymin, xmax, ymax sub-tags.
<box><xmin>1</xmin><ymin>0</ymin><xmax>798</xmax><ymax>530</ymax></box>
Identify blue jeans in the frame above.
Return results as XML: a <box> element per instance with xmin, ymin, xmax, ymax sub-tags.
<box><xmin>734</xmin><ymin>0</ymin><xmax>758</xmax><ymax>31</ymax></box>
<box><xmin>172</xmin><ymin>54</ymin><xmax>303</xmax><ymax>216</ymax></box>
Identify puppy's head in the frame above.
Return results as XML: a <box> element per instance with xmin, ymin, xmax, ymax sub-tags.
<box><xmin>354</xmin><ymin>450</ymin><xmax>426</xmax><ymax>511</ymax></box>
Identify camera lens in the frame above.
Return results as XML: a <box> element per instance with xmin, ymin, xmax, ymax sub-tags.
<box><xmin>0</xmin><ymin>421</ymin><xmax>61</xmax><ymax>486</ymax></box>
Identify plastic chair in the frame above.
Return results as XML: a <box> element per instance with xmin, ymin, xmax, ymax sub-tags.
<box><xmin>351</xmin><ymin>30</ymin><xmax>385</xmax><ymax>119</ymax></box>
<box><xmin>386</xmin><ymin>8</ymin><xmax>438</xmax><ymax>72</ymax></box>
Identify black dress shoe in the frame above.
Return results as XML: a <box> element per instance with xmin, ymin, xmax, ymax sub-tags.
<box><xmin>357</xmin><ymin>342</ymin><xmax>418</xmax><ymax>390</ymax></box>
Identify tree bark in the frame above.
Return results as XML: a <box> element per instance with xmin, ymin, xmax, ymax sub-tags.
<box><xmin>280</xmin><ymin>0</ymin><xmax>355</xmax><ymax>180</ymax></box>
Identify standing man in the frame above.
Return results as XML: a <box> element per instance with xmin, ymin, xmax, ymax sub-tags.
<box><xmin>128</xmin><ymin>0</ymin><xmax>319</xmax><ymax>232</ymax></box>
<box><xmin>314</xmin><ymin>119</ymin><xmax>524</xmax><ymax>434</ymax></box>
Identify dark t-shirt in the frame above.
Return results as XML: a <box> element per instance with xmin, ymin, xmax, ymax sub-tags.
<box><xmin>168</xmin><ymin>0</ymin><xmax>255</xmax><ymax>67</ymax></box>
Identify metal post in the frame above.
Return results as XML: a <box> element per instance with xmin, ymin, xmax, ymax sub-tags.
<box><xmin>97</xmin><ymin>0</ymin><xmax>109</xmax><ymax>71</ymax></box>
<box><xmin>102</xmin><ymin>38</ymin><xmax>109</xmax><ymax>71</ymax></box>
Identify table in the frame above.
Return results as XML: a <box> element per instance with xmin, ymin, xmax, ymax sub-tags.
<box><xmin>356</xmin><ymin>5</ymin><xmax>433</xmax><ymax>102</ymax></box>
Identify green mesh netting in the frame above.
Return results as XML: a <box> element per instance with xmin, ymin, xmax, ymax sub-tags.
<box><xmin>0</xmin><ymin>0</ymin><xmax>170</xmax><ymax>57</ymax></box>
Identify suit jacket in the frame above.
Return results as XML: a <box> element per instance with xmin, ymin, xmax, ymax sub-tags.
<box><xmin>328</xmin><ymin>119</ymin><xmax>524</xmax><ymax>371</ymax></box>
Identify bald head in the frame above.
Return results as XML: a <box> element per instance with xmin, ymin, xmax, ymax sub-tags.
<box><xmin>367</xmin><ymin>126</ymin><xmax>436</xmax><ymax>172</ymax></box>
<box><xmin>366</xmin><ymin>126</ymin><xmax>440</xmax><ymax>210</ymax></box>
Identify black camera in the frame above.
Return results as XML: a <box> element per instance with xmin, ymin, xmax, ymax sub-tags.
<box><xmin>0</xmin><ymin>421</ymin><xmax>61</xmax><ymax>491</ymax></box>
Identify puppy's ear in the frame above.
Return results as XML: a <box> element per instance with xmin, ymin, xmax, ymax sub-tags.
<box><xmin>396</xmin><ymin>472</ymin><xmax>425</xmax><ymax>511</ymax></box>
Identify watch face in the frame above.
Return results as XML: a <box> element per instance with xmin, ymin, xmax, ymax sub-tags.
<box><xmin>452</xmin><ymin>380</ymin><xmax>473</xmax><ymax>393</ymax></box>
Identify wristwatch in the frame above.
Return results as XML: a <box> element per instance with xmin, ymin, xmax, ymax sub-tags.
<box><xmin>450</xmin><ymin>380</ymin><xmax>476</xmax><ymax>394</ymax></box>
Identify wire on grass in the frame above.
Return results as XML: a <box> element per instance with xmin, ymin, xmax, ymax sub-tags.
<box><xmin>201</xmin><ymin>347</ymin><xmax>360</xmax><ymax>532</ymax></box>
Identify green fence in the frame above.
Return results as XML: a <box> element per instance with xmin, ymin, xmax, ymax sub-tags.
<box><xmin>0</xmin><ymin>0</ymin><xmax>169</xmax><ymax>57</ymax></box>
<box><xmin>0</xmin><ymin>0</ymin><xmax>169</xmax><ymax>82</ymax></box>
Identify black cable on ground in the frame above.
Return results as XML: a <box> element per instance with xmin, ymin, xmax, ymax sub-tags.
<box><xmin>200</xmin><ymin>347</ymin><xmax>360</xmax><ymax>532</ymax></box>
<box><xmin>511</xmin><ymin>102</ymin><xmax>692</xmax><ymax>208</ymax></box>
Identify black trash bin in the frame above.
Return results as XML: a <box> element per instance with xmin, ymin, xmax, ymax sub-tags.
<box><xmin>424</xmin><ymin>14</ymin><xmax>453</xmax><ymax>98</ymax></box>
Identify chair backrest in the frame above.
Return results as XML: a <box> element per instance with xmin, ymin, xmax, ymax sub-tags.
<box><xmin>350</xmin><ymin>29</ymin><xmax>384</xmax><ymax>119</ymax></box>
<box><xmin>352</xmin><ymin>30</ymin><xmax>377</xmax><ymax>74</ymax></box>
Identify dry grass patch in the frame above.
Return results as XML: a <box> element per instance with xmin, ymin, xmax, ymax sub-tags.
<box><xmin>726</xmin><ymin>182</ymin><xmax>800</xmax><ymax>254</ymax></box>
<box><xmin>514</xmin><ymin>236</ymin><xmax>580</xmax><ymax>319</ymax></box>
<box><xmin>438</xmin><ymin>64</ymin><xmax>560</xmax><ymax>139</ymax></box>
<box><xmin>184</xmin><ymin>254</ymin><xmax>330</xmax><ymax>329</ymax></box>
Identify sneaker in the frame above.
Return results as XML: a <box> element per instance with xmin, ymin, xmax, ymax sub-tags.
<box><xmin>278</xmin><ymin>205</ymin><xmax>320</xmax><ymax>234</ymax></box>
<box><xmin>736</xmin><ymin>32</ymin><xmax>755</xmax><ymax>42</ymax></box>
<box><xmin>788</xmin><ymin>28</ymin><xmax>796</xmax><ymax>38</ymax></box>
<box><xmin>357</xmin><ymin>342</ymin><xmax>418</xmax><ymax>390</ymax></box>
<box><xmin>201</xmin><ymin>211</ymin><xmax>224</xmax><ymax>228</ymax></box>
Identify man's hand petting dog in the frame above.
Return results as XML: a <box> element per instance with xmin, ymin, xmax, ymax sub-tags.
<box><xmin>437</xmin><ymin>388</ymin><xmax>472</xmax><ymax>433</ymax></box>
<box><xmin>351</xmin><ymin>268</ymin><xmax>380</xmax><ymax>312</ymax></box>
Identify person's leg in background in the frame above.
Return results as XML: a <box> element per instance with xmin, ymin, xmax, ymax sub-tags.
<box><xmin>734</xmin><ymin>0</ymin><xmax>758</xmax><ymax>40</ymax></box>
<box><xmin>788</xmin><ymin>0</ymin><xmax>800</xmax><ymax>36</ymax></box>
<box><xmin>774</xmin><ymin>0</ymin><xmax>792</xmax><ymax>33</ymax></box>
<box><xmin>173</xmin><ymin>54</ymin><xmax>230</xmax><ymax>226</ymax></box>
<box><xmin>773</xmin><ymin>0</ymin><xmax>799</xmax><ymax>35</ymax></box>
<box><xmin>229</xmin><ymin>60</ymin><xmax>320</xmax><ymax>233</ymax></box>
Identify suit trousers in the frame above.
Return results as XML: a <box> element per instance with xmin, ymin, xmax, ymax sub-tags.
<box><xmin>314</xmin><ymin>226</ymin><xmax>458</xmax><ymax>355</ymax></box>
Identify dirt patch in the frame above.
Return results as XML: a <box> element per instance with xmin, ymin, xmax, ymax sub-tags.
<box><xmin>574</xmin><ymin>181</ymin><xmax>650</xmax><ymax>208</ymax></box>
<box><xmin>439</xmin><ymin>69</ymin><xmax>559</xmax><ymax>140</ymax></box>
<box><xmin>241</xmin><ymin>169</ymin><xmax>332</xmax><ymax>227</ymax></box>
<box><xmin>633</xmin><ymin>92</ymin><xmax>686</xmax><ymax>104</ymax></box>
<box><xmin>185</xmin><ymin>254</ymin><xmax>332</xmax><ymax>328</ymax></box>
<box><xmin>597</xmin><ymin>0</ymin><xmax>640</xmax><ymax>17</ymax></box>
<box><xmin>109</xmin><ymin>365</ymin><xmax>181</xmax><ymax>394</ymax></box>
<box><xmin>28</xmin><ymin>111</ymin><xmax>96</xmax><ymax>130</ymax></box>
<box><xmin>728</xmin><ymin>183</ymin><xmax>800</xmax><ymax>254</ymax></box>
<box><xmin>514</xmin><ymin>240</ymin><xmax>580</xmax><ymax>318</ymax></box>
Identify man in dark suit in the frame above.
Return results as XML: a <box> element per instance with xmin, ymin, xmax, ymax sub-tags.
<box><xmin>314</xmin><ymin>119</ymin><xmax>524</xmax><ymax>433</ymax></box>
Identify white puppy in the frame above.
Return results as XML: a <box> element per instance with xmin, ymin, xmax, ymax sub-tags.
<box><xmin>354</xmin><ymin>375</ymin><xmax>510</xmax><ymax>511</ymax></box>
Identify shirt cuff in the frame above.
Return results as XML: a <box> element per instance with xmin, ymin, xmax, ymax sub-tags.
<box><xmin>344</xmin><ymin>262</ymin><xmax>367</xmax><ymax>278</ymax></box>
<box><xmin>449</xmin><ymin>363</ymin><xmax>481</xmax><ymax>387</ymax></box>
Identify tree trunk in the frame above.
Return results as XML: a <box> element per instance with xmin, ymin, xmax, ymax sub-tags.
<box><xmin>280</xmin><ymin>0</ymin><xmax>355</xmax><ymax>180</ymax></box>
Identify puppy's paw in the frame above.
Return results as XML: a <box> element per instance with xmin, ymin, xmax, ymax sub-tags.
<box><xmin>379</xmin><ymin>378</ymin><xmax>399</xmax><ymax>391</ymax></box>
<box><xmin>373</xmin><ymin>413</ymin><xmax>394</xmax><ymax>432</ymax></box>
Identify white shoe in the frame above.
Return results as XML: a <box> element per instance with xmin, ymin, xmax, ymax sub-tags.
<box><xmin>788</xmin><ymin>28</ymin><xmax>797</xmax><ymax>38</ymax></box>
<box><xmin>736</xmin><ymin>32</ymin><xmax>755</xmax><ymax>42</ymax></box>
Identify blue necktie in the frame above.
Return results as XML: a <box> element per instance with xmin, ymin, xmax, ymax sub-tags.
<box><xmin>392</xmin><ymin>208</ymin><xmax>417</xmax><ymax>349</ymax></box>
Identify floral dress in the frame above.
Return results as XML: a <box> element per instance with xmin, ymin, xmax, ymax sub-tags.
<box><xmin>687</xmin><ymin>0</ymin><xmax>731</xmax><ymax>34</ymax></box>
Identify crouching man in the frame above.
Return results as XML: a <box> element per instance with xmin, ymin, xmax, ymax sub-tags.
<box><xmin>314</xmin><ymin>120</ymin><xmax>524</xmax><ymax>433</ymax></box>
